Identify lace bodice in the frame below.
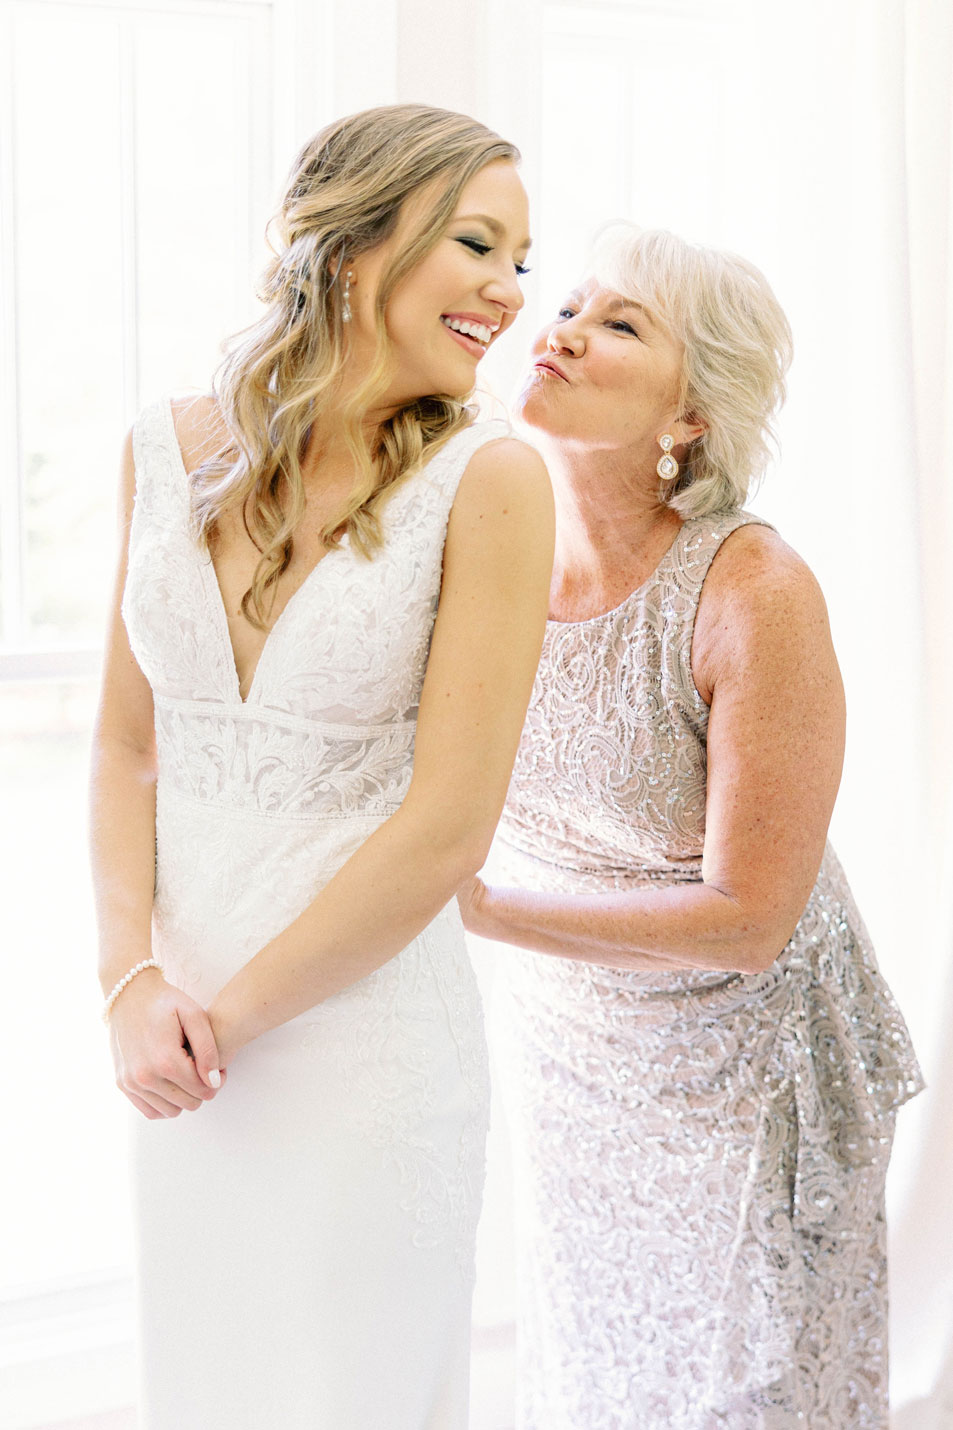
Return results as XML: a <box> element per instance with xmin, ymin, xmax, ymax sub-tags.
<box><xmin>123</xmin><ymin>397</ymin><xmax>511</xmax><ymax>822</ymax></box>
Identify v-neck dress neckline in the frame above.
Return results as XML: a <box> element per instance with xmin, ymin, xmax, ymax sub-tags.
<box><xmin>162</xmin><ymin>395</ymin><xmax>351</xmax><ymax>707</ymax></box>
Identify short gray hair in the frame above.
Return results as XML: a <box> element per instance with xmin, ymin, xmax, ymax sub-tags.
<box><xmin>588</xmin><ymin>224</ymin><xmax>793</xmax><ymax>516</ymax></box>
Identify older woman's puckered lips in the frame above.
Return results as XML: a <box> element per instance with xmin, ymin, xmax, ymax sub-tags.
<box><xmin>532</xmin><ymin>356</ymin><xmax>570</xmax><ymax>381</ymax></box>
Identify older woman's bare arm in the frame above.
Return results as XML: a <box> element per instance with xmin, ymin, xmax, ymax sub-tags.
<box><xmin>462</xmin><ymin>526</ymin><xmax>845</xmax><ymax>976</ymax></box>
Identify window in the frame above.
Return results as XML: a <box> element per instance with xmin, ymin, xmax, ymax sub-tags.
<box><xmin>0</xmin><ymin>2</ymin><xmax>280</xmax><ymax>1421</ymax></box>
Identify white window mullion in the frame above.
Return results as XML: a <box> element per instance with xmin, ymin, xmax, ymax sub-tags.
<box><xmin>119</xmin><ymin>12</ymin><xmax>140</xmax><ymax>425</ymax></box>
<box><xmin>0</xmin><ymin>4</ymin><xmax>24</xmax><ymax>647</ymax></box>
<box><xmin>271</xmin><ymin>0</ymin><xmax>334</xmax><ymax>179</ymax></box>
<box><xmin>241</xmin><ymin>3</ymin><xmax>275</xmax><ymax>314</ymax></box>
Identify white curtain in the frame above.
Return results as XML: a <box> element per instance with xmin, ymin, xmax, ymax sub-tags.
<box><xmin>768</xmin><ymin>1</ymin><xmax>953</xmax><ymax>1419</ymax></box>
<box><xmin>879</xmin><ymin>2</ymin><xmax>953</xmax><ymax>1417</ymax></box>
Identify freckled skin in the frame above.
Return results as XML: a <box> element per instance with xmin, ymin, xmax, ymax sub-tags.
<box><xmin>461</xmin><ymin>279</ymin><xmax>847</xmax><ymax>974</ymax></box>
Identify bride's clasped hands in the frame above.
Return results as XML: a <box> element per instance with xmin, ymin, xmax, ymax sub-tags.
<box><xmin>108</xmin><ymin>970</ymin><xmax>227</xmax><ymax>1118</ymax></box>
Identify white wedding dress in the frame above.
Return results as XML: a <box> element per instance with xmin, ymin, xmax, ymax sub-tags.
<box><xmin>120</xmin><ymin>396</ymin><xmax>503</xmax><ymax>1429</ymax></box>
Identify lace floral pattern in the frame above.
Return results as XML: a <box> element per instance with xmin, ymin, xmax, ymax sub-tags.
<box><xmin>299</xmin><ymin>900</ymin><xmax>490</xmax><ymax>1282</ymax></box>
<box><xmin>492</xmin><ymin>511</ymin><xmax>924</xmax><ymax>1428</ymax></box>
<box><xmin>124</xmin><ymin>395</ymin><xmax>503</xmax><ymax>1263</ymax></box>
<box><xmin>153</xmin><ymin>701</ymin><xmax>416</xmax><ymax>819</ymax></box>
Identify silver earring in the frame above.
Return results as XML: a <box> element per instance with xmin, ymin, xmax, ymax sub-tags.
<box><xmin>342</xmin><ymin>270</ymin><xmax>353</xmax><ymax>323</ymax></box>
<box><xmin>656</xmin><ymin>434</ymin><xmax>678</xmax><ymax>481</ymax></box>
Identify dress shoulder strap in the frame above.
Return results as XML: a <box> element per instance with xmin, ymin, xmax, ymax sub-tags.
<box><xmin>129</xmin><ymin>394</ymin><xmax>192</xmax><ymax>534</ymax></box>
<box><xmin>414</xmin><ymin>417</ymin><xmax>514</xmax><ymax>503</ymax></box>
<box><xmin>388</xmin><ymin>416</ymin><xmax>514</xmax><ymax>549</ymax></box>
<box><xmin>671</xmin><ymin>509</ymin><xmax>773</xmax><ymax>600</ymax></box>
<box><xmin>660</xmin><ymin>508</ymin><xmax>775</xmax><ymax>718</ymax></box>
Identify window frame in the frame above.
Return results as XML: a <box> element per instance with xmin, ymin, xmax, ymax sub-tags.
<box><xmin>0</xmin><ymin>0</ymin><xmax>333</xmax><ymax>682</ymax></box>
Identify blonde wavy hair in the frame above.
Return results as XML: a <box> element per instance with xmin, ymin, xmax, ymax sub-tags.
<box><xmin>588</xmin><ymin>225</ymin><xmax>793</xmax><ymax>517</ymax></box>
<box><xmin>191</xmin><ymin>104</ymin><xmax>520</xmax><ymax>628</ymax></box>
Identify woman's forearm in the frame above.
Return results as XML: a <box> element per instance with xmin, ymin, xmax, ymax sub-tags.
<box><xmin>89</xmin><ymin>733</ymin><xmax>159</xmax><ymax>996</ymax></box>
<box><xmin>470</xmin><ymin>877</ymin><xmax>792</xmax><ymax>975</ymax></box>
<box><xmin>208</xmin><ymin>804</ymin><xmax>486</xmax><ymax>1055</ymax></box>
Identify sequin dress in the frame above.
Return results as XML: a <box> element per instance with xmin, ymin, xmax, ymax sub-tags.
<box><xmin>491</xmin><ymin>510</ymin><xmax>924</xmax><ymax>1430</ymax></box>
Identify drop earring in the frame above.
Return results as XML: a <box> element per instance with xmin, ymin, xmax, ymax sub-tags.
<box><xmin>342</xmin><ymin>270</ymin><xmax>353</xmax><ymax>324</ymax></box>
<box><xmin>656</xmin><ymin>434</ymin><xmax>678</xmax><ymax>481</ymax></box>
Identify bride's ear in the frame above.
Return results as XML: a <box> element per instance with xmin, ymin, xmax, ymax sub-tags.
<box><xmin>327</xmin><ymin>246</ymin><xmax>353</xmax><ymax>282</ymax></box>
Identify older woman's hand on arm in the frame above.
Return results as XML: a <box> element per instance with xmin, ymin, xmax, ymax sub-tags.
<box><xmin>461</xmin><ymin>524</ymin><xmax>845</xmax><ymax>976</ymax></box>
<box><xmin>91</xmin><ymin>429</ymin><xmax>227</xmax><ymax>1117</ymax></box>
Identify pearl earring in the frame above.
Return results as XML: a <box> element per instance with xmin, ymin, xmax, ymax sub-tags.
<box><xmin>656</xmin><ymin>434</ymin><xmax>678</xmax><ymax>481</ymax></box>
<box><xmin>342</xmin><ymin>270</ymin><xmax>353</xmax><ymax>324</ymax></box>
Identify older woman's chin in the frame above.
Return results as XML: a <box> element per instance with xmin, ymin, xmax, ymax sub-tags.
<box><xmin>513</xmin><ymin>380</ymin><xmax>556</xmax><ymax>431</ymax></box>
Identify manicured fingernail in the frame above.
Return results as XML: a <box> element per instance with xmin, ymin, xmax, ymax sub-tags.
<box><xmin>208</xmin><ymin>1069</ymin><xmax>221</xmax><ymax>1089</ymax></box>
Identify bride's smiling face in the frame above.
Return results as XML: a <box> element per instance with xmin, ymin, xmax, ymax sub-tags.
<box><xmin>349</xmin><ymin>161</ymin><xmax>532</xmax><ymax>407</ymax></box>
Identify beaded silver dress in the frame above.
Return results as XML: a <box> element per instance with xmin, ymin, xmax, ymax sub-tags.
<box><xmin>491</xmin><ymin>511</ymin><xmax>923</xmax><ymax>1430</ymax></box>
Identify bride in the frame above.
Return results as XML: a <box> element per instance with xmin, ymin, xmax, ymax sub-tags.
<box><xmin>89</xmin><ymin>103</ymin><xmax>553</xmax><ymax>1428</ymax></box>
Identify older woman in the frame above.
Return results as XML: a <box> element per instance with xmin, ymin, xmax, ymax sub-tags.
<box><xmin>460</xmin><ymin>227</ymin><xmax>923</xmax><ymax>1428</ymax></box>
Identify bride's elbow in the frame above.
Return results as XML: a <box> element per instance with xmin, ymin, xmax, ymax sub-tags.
<box><xmin>446</xmin><ymin>826</ymin><xmax>497</xmax><ymax>885</ymax></box>
<box><xmin>394</xmin><ymin>798</ymin><xmax>497</xmax><ymax>889</ymax></box>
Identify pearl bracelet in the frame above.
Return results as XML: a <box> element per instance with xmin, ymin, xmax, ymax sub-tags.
<box><xmin>102</xmin><ymin>958</ymin><xmax>163</xmax><ymax>1024</ymax></box>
